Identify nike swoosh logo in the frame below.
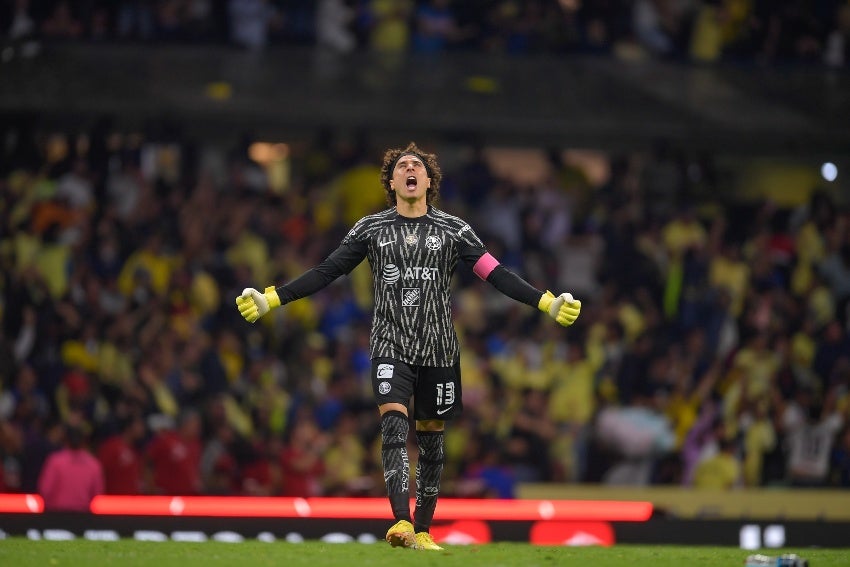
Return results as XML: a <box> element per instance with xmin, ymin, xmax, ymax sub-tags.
<box><xmin>379</xmin><ymin>240</ymin><xmax>396</xmax><ymax>247</ymax></box>
<box><xmin>436</xmin><ymin>407</ymin><xmax>452</xmax><ymax>415</ymax></box>
<box><xmin>384</xmin><ymin>470</ymin><xmax>398</xmax><ymax>482</ymax></box>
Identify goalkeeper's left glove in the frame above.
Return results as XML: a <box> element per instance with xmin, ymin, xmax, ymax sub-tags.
<box><xmin>235</xmin><ymin>286</ymin><xmax>281</xmax><ymax>323</ymax></box>
<box><xmin>538</xmin><ymin>290</ymin><xmax>581</xmax><ymax>327</ymax></box>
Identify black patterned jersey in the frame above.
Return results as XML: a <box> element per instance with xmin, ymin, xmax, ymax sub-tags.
<box><xmin>339</xmin><ymin>206</ymin><xmax>488</xmax><ymax>367</ymax></box>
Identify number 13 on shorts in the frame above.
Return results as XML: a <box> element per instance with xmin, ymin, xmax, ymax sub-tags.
<box><xmin>436</xmin><ymin>382</ymin><xmax>455</xmax><ymax>406</ymax></box>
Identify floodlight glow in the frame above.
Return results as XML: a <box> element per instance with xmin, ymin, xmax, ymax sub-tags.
<box><xmin>821</xmin><ymin>162</ymin><xmax>838</xmax><ymax>182</ymax></box>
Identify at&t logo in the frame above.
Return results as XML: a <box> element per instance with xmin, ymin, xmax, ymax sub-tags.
<box><xmin>382</xmin><ymin>264</ymin><xmax>401</xmax><ymax>284</ymax></box>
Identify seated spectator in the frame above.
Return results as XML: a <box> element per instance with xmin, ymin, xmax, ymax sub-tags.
<box><xmin>41</xmin><ymin>1</ymin><xmax>84</xmax><ymax>40</ymax></box>
<box><xmin>411</xmin><ymin>0</ymin><xmax>466</xmax><ymax>54</ymax></box>
<box><xmin>784</xmin><ymin>397</ymin><xmax>844</xmax><ymax>487</ymax></box>
<box><xmin>228</xmin><ymin>0</ymin><xmax>275</xmax><ymax>51</ymax></box>
<box><xmin>97</xmin><ymin>415</ymin><xmax>146</xmax><ymax>494</ymax></box>
<box><xmin>38</xmin><ymin>423</ymin><xmax>104</xmax><ymax>511</ymax></box>
<box><xmin>146</xmin><ymin>410</ymin><xmax>203</xmax><ymax>495</ymax></box>
<box><xmin>832</xmin><ymin>426</ymin><xmax>850</xmax><ymax>486</ymax></box>
<box><xmin>692</xmin><ymin>436</ymin><xmax>742</xmax><ymax>489</ymax></box>
<box><xmin>279</xmin><ymin>416</ymin><xmax>328</xmax><ymax>496</ymax></box>
<box><xmin>460</xmin><ymin>440</ymin><xmax>516</xmax><ymax>499</ymax></box>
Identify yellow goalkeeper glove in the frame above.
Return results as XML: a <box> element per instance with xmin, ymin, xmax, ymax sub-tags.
<box><xmin>538</xmin><ymin>290</ymin><xmax>581</xmax><ymax>327</ymax></box>
<box><xmin>235</xmin><ymin>286</ymin><xmax>281</xmax><ymax>323</ymax></box>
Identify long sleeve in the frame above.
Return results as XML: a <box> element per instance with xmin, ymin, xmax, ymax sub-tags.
<box><xmin>485</xmin><ymin>263</ymin><xmax>545</xmax><ymax>308</ymax></box>
<box><xmin>463</xmin><ymin>247</ymin><xmax>543</xmax><ymax>308</ymax></box>
<box><xmin>275</xmin><ymin>242</ymin><xmax>367</xmax><ymax>305</ymax></box>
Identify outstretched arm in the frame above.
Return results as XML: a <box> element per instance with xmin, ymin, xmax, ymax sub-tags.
<box><xmin>236</xmin><ymin>243</ymin><xmax>366</xmax><ymax>323</ymax></box>
<box><xmin>470</xmin><ymin>251</ymin><xmax>581</xmax><ymax>327</ymax></box>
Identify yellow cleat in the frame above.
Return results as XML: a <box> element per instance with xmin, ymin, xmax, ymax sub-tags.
<box><xmin>414</xmin><ymin>532</ymin><xmax>443</xmax><ymax>551</ymax></box>
<box><xmin>385</xmin><ymin>520</ymin><xmax>417</xmax><ymax>548</ymax></box>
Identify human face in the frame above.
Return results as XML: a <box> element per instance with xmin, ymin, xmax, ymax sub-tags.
<box><xmin>390</xmin><ymin>154</ymin><xmax>431</xmax><ymax>204</ymax></box>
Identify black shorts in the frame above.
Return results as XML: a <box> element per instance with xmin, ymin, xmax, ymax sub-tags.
<box><xmin>370</xmin><ymin>357</ymin><xmax>462</xmax><ymax>421</ymax></box>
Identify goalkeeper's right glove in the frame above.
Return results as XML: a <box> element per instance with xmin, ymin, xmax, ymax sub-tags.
<box><xmin>235</xmin><ymin>286</ymin><xmax>281</xmax><ymax>323</ymax></box>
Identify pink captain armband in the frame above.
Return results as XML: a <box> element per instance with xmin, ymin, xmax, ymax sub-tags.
<box><xmin>472</xmin><ymin>252</ymin><xmax>500</xmax><ymax>280</ymax></box>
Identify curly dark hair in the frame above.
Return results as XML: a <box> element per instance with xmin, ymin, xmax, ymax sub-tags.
<box><xmin>380</xmin><ymin>142</ymin><xmax>442</xmax><ymax>207</ymax></box>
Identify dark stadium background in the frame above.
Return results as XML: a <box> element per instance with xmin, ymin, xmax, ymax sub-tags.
<box><xmin>1</xmin><ymin>0</ymin><xmax>849</xmax><ymax>548</ymax></box>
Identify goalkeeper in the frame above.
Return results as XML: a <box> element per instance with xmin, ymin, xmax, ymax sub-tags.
<box><xmin>236</xmin><ymin>142</ymin><xmax>581</xmax><ymax>550</ymax></box>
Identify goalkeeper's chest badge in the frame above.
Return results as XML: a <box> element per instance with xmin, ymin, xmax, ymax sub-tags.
<box><xmin>405</xmin><ymin>234</ymin><xmax>418</xmax><ymax>246</ymax></box>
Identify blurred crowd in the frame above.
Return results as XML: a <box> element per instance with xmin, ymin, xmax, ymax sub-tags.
<box><xmin>1</xmin><ymin>115</ymin><xmax>849</xmax><ymax>510</ymax></box>
<box><xmin>1</xmin><ymin>0</ymin><xmax>849</xmax><ymax>67</ymax></box>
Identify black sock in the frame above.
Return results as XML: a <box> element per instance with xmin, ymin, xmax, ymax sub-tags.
<box><xmin>381</xmin><ymin>411</ymin><xmax>411</xmax><ymax>522</ymax></box>
<box><xmin>414</xmin><ymin>430</ymin><xmax>444</xmax><ymax>533</ymax></box>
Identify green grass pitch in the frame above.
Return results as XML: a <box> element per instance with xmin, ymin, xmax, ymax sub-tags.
<box><xmin>0</xmin><ymin>540</ymin><xmax>847</xmax><ymax>567</ymax></box>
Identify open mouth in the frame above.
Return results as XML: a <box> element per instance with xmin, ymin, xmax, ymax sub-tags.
<box><xmin>406</xmin><ymin>176</ymin><xmax>417</xmax><ymax>190</ymax></box>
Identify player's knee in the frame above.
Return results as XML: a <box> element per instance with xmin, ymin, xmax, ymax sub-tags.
<box><xmin>415</xmin><ymin>419</ymin><xmax>445</xmax><ymax>432</ymax></box>
<box><xmin>379</xmin><ymin>402</ymin><xmax>408</xmax><ymax>417</ymax></box>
